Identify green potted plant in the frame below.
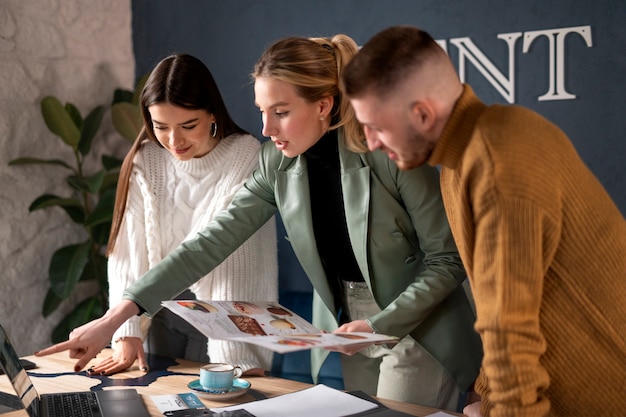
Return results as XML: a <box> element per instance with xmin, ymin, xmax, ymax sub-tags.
<box><xmin>9</xmin><ymin>76</ymin><xmax>145</xmax><ymax>343</ymax></box>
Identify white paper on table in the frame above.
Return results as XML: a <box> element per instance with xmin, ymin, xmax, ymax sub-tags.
<box><xmin>210</xmin><ymin>384</ymin><xmax>378</xmax><ymax>417</ymax></box>
<box><xmin>425</xmin><ymin>412</ymin><xmax>459</xmax><ymax>417</ymax></box>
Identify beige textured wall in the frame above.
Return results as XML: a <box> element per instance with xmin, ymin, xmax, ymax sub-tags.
<box><xmin>0</xmin><ymin>0</ymin><xmax>134</xmax><ymax>355</ymax></box>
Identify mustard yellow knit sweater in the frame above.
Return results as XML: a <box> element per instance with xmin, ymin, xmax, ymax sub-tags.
<box><xmin>428</xmin><ymin>85</ymin><xmax>626</xmax><ymax>417</ymax></box>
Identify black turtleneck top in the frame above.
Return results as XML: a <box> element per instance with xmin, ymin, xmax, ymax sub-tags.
<box><xmin>304</xmin><ymin>129</ymin><xmax>365</xmax><ymax>319</ymax></box>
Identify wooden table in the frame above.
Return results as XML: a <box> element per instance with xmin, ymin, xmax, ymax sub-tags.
<box><xmin>0</xmin><ymin>350</ymin><xmax>463</xmax><ymax>417</ymax></box>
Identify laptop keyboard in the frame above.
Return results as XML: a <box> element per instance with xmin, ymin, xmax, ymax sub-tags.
<box><xmin>47</xmin><ymin>392</ymin><xmax>99</xmax><ymax>417</ymax></box>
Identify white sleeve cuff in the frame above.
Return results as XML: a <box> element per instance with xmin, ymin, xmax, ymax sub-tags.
<box><xmin>111</xmin><ymin>315</ymin><xmax>144</xmax><ymax>345</ymax></box>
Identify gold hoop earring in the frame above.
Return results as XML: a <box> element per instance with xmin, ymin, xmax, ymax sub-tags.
<box><xmin>211</xmin><ymin>122</ymin><xmax>218</xmax><ymax>138</ymax></box>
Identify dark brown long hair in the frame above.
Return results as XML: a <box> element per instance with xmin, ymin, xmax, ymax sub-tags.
<box><xmin>107</xmin><ymin>54</ymin><xmax>247</xmax><ymax>255</ymax></box>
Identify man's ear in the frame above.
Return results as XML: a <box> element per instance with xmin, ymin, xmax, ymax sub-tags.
<box><xmin>411</xmin><ymin>100</ymin><xmax>435</xmax><ymax>131</ymax></box>
<box><xmin>319</xmin><ymin>96</ymin><xmax>334</xmax><ymax>119</ymax></box>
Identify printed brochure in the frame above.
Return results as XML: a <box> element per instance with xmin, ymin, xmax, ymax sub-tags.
<box><xmin>161</xmin><ymin>300</ymin><xmax>398</xmax><ymax>354</ymax></box>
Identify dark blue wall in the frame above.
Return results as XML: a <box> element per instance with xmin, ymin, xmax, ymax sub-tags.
<box><xmin>131</xmin><ymin>0</ymin><xmax>625</xmax><ymax>297</ymax></box>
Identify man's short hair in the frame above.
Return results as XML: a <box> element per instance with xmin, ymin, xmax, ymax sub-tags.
<box><xmin>342</xmin><ymin>25</ymin><xmax>440</xmax><ymax>99</ymax></box>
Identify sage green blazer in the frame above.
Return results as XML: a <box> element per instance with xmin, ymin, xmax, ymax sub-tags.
<box><xmin>124</xmin><ymin>138</ymin><xmax>482</xmax><ymax>391</ymax></box>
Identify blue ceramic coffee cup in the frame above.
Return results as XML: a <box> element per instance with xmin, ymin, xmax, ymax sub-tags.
<box><xmin>199</xmin><ymin>363</ymin><xmax>243</xmax><ymax>392</ymax></box>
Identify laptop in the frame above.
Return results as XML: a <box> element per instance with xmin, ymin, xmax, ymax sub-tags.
<box><xmin>0</xmin><ymin>323</ymin><xmax>150</xmax><ymax>417</ymax></box>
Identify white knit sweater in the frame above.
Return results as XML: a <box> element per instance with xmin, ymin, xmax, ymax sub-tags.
<box><xmin>107</xmin><ymin>133</ymin><xmax>278</xmax><ymax>371</ymax></box>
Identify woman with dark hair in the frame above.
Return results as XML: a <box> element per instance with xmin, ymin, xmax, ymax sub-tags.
<box><xmin>92</xmin><ymin>54</ymin><xmax>278</xmax><ymax>377</ymax></box>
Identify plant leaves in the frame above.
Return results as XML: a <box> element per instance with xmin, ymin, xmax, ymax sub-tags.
<box><xmin>50</xmin><ymin>297</ymin><xmax>105</xmax><ymax>344</ymax></box>
<box><xmin>80</xmin><ymin>251</ymin><xmax>108</xmax><ymax>288</ymax></box>
<box><xmin>8</xmin><ymin>157</ymin><xmax>74</xmax><ymax>171</ymax></box>
<box><xmin>85</xmin><ymin>170</ymin><xmax>106</xmax><ymax>193</ymax></box>
<box><xmin>100</xmin><ymin>172</ymin><xmax>119</xmax><ymax>195</ymax></box>
<box><xmin>41</xmin><ymin>96</ymin><xmax>81</xmax><ymax>148</ymax></box>
<box><xmin>65</xmin><ymin>103</ymin><xmax>83</xmax><ymax>130</ymax></box>
<box><xmin>132</xmin><ymin>72</ymin><xmax>150</xmax><ymax>104</ymax></box>
<box><xmin>84</xmin><ymin>192</ymin><xmax>114</xmax><ymax>228</ymax></box>
<box><xmin>111</xmin><ymin>101</ymin><xmax>142</xmax><ymax>142</ymax></box>
<box><xmin>49</xmin><ymin>242</ymin><xmax>90</xmax><ymax>299</ymax></box>
<box><xmin>42</xmin><ymin>288</ymin><xmax>63</xmax><ymax>317</ymax></box>
<box><xmin>28</xmin><ymin>194</ymin><xmax>85</xmax><ymax>223</ymax></box>
<box><xmin>51</xmin><ymin>319</ymin><xmax>72</xmax><ymax>345</ymax></box>
<box><xmin>66</xmin><ymin>175</ymin><xmax>90</xmax><ymax>193</ymax></box>
<box><xmin>66</xmin><ymin>170</ymin><xmax>106</xmax><ymax>194</ymax></box>
<box><xmin>101</xmin><ymin>154</ymin><xmax>123</xmax><ymax>171</ymax></box>
<box><xmin>29</xmin><ymin>194</ymin><xmax>81</xmax><ymax>210</ymax></box>
<box><xmin>91</xmin><ymin>222</ymin><xmax>112</xmax><ymax>247</ymax></box>
<box><xmin>78</xmin><ymin>105</ymin><xmax>105</xmax><ymax>156</ymax></box>
<box><xmin>112</xmin><ymin>88</ymin><xmax>134</xmax><ymax>105</ymax></box>
<box><xmin>66</xmin><ymin>170</ymin><xmax>105</xmax><ymax>194</ymax></box>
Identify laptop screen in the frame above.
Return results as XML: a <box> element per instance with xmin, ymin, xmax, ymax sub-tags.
<box><xmin>0</xmin><ymin>324</ymin><xmax>41</xmax><ymax>416</ymax></box>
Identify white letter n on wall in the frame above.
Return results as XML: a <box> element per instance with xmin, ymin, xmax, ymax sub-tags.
<box><xmin>450</xmin><ymin>33</ymin><xmax>522</xmax><ymax>103</ymax></box>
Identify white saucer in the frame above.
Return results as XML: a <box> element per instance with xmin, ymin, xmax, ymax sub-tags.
<box><xmin>187</xmin><ymin>378</ymin><xmax>251</xmax><ymax>400</ymax></box>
